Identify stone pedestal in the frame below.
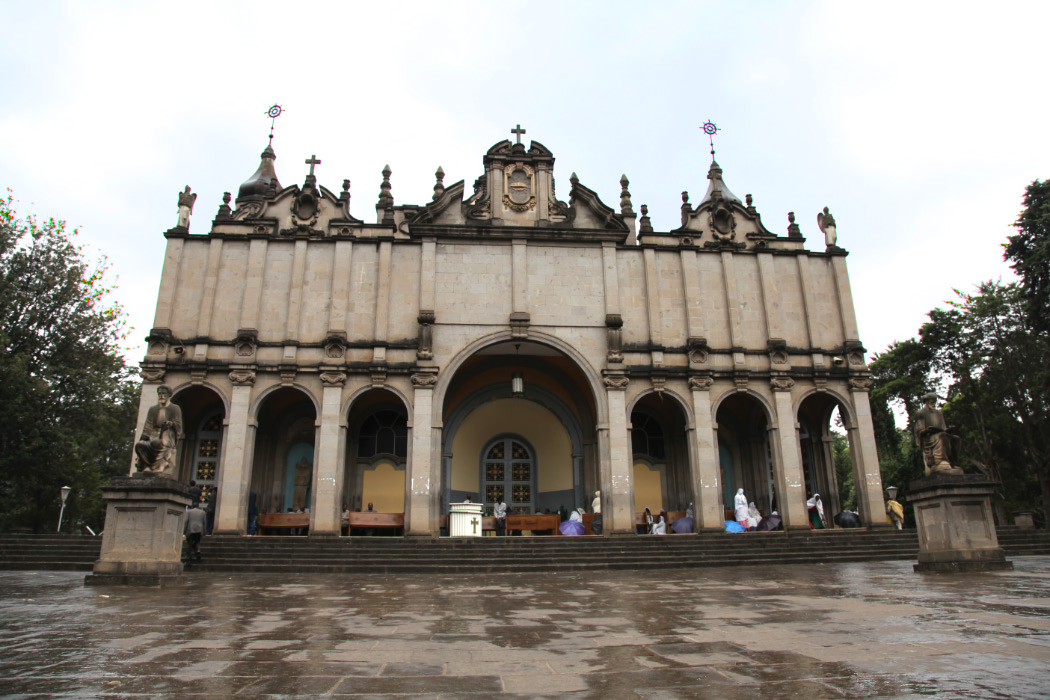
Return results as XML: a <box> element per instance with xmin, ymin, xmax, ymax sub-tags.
<box><xmin>449</xmin><ymin>502</ymin><xmax>484</xmax><ymax>537</ymax></box>
<box><xmin>909</xmin><ymin>474</ymin><xmax>1012</xmax><ymax>573</ymax></box>
<box><xmin>85</xmin><ymin>476</ymin><xmax>193</xmax><ymax>586</ymax></box>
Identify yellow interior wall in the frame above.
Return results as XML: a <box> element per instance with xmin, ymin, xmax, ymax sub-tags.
<box><xmin>633</xmin><ymin>462</ymin><xmax>663</xmax><ymax>513</ymax></box>
<box><xmin>451</xmin><ymin>398</ymin><xmax>572</xmax><ymax>492</ymax></box>
<box><xmin>361</xmin><ymin>460</ymin><xmax>405</xmax><ymax>512</ymax></box>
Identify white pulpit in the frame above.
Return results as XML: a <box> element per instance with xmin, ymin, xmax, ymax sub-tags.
<box><xmin>449</xmin><ymin>502</ymin><xmax>484</xmax><ymax>537</ymax></box>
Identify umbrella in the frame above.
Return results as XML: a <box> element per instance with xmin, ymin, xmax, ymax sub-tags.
<box><xmin>559</xmin><ymin>520</ymin><xmax>585</xmax><ymax>536</ymax></box>
<box><xmin>671</xmin><ymin>516</ymin><xmax>694</xmax><ymax>534</ymax></box>
<box><xmin>724</xmin><ymin>520</ymin><xmax>746</xmax><ymax>533</ymax></box>
<box><xmin>834</xmin><ymin>511</ymin><xmax>862</xmax><ymax>528</ymax></box>
<box><xmin>755</xmin><ymin>513</ymin><xmax>782</xmax><ymax>531</ymax></box>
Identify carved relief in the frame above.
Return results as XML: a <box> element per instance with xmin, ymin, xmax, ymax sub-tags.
<box><xmin>280</xmin><ymin>368</ymin><xmax>296</xmax><ymax>385</ymax></box>
<box><xmin>768</xmin><ymin>338</ymin><xmax>789</xmax><ymax>366</ymax></box>
<box><xmin>603</xmin><ymin>375</ymin><xmax>629</xmax><ymax>390</ymax></box>
<box><xmin>651</xmin><ymin>373</ymin><xmax>667</xmax><ymax>393</ymax></box>
<box><xmin>417</xmin><ymin>310</ymin><xmax>435</xmax><ymax>360</ymax></box>
<box><xmin>324</xmin><ymin>336</ymin><xmax>346</xmax><ymax>359</ymax></box>
<box><xmin>606</xmin><ymin>314</ymin><xmax>623</xmax><ymax>363</ymax></box>
<box><xmin>510</xmin><ymin>312</ymin><xmax>530</xmax><ymax>339</ymax></box>
<box><xmin>502</xmin><ymin>163</ymin><xmax>536</xmax><ymax>213</ymax></box>
<box><xmin>709</xmin><ymin>202</ymin><xmax>736</xmax><ymax>241</ymax></box>
<box><xmin>234</xmin><ymin>332</ymin><xmax>257</xmax><ymax>357</ymax></box>
<box><xmin>319</xmin><ymin>371</ymin><xmax>346</xmax><ymax>386</ymax></box>
<box><xmin>688</xmin><ymin>337</ymin><xmax>710</xmax><ymax>365</ymax></box>
<box><xmin>233</xmin><ymin>202</ymin><xmax>264</xmax><ymax>220</ymax></box>
<box><xmin>140</xmin><ymin>367</ymin><xmax>166</xmax><ymax>383</ymax></box>
<box><xmin>411</xmin><ymin>372</ymin><xmax>439</xmax><ymax>388</ymax></box>
<box><xmin>848</xmin><ymin>377</ymin><xmax>873</xmax><ymax>392</ymax></box>
<box><xmin>733</xmin><ymin>372</ymin><xmax>749</xmax><ymax>392</ymax></box>
<box><xmin>370</xmin><ymin>365</ymin><xmax>387</xmax><ymax>386</ymax></box>
<box><xmin>770</xmin><ymin>376</ymin><xmax>795</xmax><ymax>392</ymax></box>
<box><xmin>229</xmin><ymin>369</ymin><xmax>256</xmax><ymax>385</ymax></box>
<box><xmin>688</xmin><ymin>375</ymin><xmax>714</xmax><ymax>391</ymax></box>
<box><xmin>147</xmin><ymin>340</ymin><xmax>166</xmax><ymax>356</ymax></box>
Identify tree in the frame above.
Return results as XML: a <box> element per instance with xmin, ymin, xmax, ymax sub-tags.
<box><xmin>1005</xmin><ymin>179</ymin><xmax>1050</xmax><ymax>335</ymax></box>
<box><xmin>0</xmin><ymin>191</ymin><xmax>137</xmax><ymax>532</ymax></box>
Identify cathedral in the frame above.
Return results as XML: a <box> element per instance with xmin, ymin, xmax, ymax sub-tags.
<box><xmin>136</xmin><ymin>125</ymin><xmax>887</xmax><ymax>537</ymax></box>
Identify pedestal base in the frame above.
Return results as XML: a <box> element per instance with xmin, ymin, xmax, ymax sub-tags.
<box><xmin>909</xmin><ymin>474</ymin><xmax>1011</xmax><ymax>574</ymax></box>
<box><xmin>84</xmin><ymin>475</ymin><xmax>193</xmax><ymax>586</ymax></box>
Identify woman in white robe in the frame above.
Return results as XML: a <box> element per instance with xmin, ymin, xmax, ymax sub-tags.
<box><xmin>652</xmin><ymin>509</ymin><xmax>667</xmax><ymax>535</ymax></box>
<box><xmin>746</xmin><ymin>502</ymin><xmax>762</xmax><ymax>530</ymax></box>
<box><xmin>734</xmin><ymin>488</ymin><xmax>749</xmax><ymax>525</ymax></box>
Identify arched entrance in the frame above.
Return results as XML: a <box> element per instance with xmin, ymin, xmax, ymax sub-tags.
<box><xmin>440</xmin><ymin>339</ymin><xmax>597</xmax><ymax>522</ymax></box>
<box><xmin>171</xmin><ymin>385</ymin><xmax>226</xmax><ymax>505</ymax></box>
<box><xmin>797</xmin><ymin>392</ymin><xmax>858</xmax><ymax>527</ymax></box>
<box><xmin>345</xmin><ymin>389</ymin><xmax>408</xmax><ymax>515</ymax></box>
<box><xmin>630</xmin><ymin>392</ymin><xmax>692</xmax><ymax>518</ymax></box>
<box><xmin>249</xmin><ymin>387</ymin><xmax>317</xmax><ymax>517</ymax></box>
<box><xmin>716</xmin><ymin>392</ymin><xmax>775</xmax><ymax>517</ymax></box>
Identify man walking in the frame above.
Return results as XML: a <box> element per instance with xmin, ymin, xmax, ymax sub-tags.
<box><xmin>184</xmin><ymin>503</ymin><xmax>207</xmax><ymax>562</ymax></box>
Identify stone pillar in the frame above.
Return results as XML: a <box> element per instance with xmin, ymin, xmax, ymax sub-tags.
<box><xmin>85</xmin><ymin>476</ymin><xmax>192</xmax><ymax>586</ymax></box>
<box><xmin>408</xmin><ymin>372</ymin><xmax>437</xmax><ymax>536</ymax></box>
<box><xmin>772</xmin><ymin>385</ymin><xmax>808</xmax><ymax>529</ymax></box>
<box><xmin>849</xmin><ymin>380</ymin><xmax>890</xmax><ymax>528</ymax></box>
<box><xmin>689</xmin><ymin>376</ymin><xmax>723</xmax><ymax>531</ymax></box>
<box><xmin>311</xmin><ymin>378</ymin><xmax>346</xmax><ymax>536</ymax></box>
<box><xmin>603</xmin><ymin>374</ymin><xmax>635</xmax><ymax>535</ymax></box>
<box><xmin>214</xmin><ymin>377</ymin><xmax>254</xmax><ymax>535</ymax></box>
<box><xmin>910</xmin><ymin>475</ymin><xmax>1012</xmax><ymax>572</ymax></box>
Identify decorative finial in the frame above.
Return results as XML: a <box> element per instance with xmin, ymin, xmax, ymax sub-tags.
<box><xmin>265</xmin><ymin>104</ymin><xmax>284</xmax><ymax>146</ymax></box>
<box><xmin>681</xmin><ymin>191</ymin><xmax>691</xmax><ymax>226</ymax></box>
<box><xmin>216</xmin><ymin>191</ymin><xmax>232</xmax><ymax>221</ymax></box>
<box><xmin>433</xmin><ymin>166</ymin><xmax>445</xmax><ymax>200</ymax></box>
<box><xmin>619</xmin><ymin>174</ymin><xmax>634</xmax><ymax>216</ymax></box>
<box><xmin>702</xmin><ymin>120</ymin><xmax>719</xmax><ymax>162</ymax></box>
<box><xmin>639</xmin><ymin>204</ymin><xmax>653</xmax><ymax>233</ymax></box>
<box><xmin>787</xmin><ymin>211</ymin><xmax>801</xmax><ymax>238</ymax></box>
<box><xmin>745</xmin><ymin>193</ymin><xmax>753</xmax><ymax>208</ymax></box>
<box><xmin>511</xmin><ymin>123</ymin><xmax>526</xmax><ymax>145</ymax></box>
<box><xmin>682</xmin><ymin>191</ymin><xmax>689</xmax><ymax>204</ymax></box>
<box><xmin>377</xmin><ymin>164</ymin><xmax>394</xmax><ymax>224</ymax></box>
<box><xmin>570</xmin><ymin>171</ymin><xmax>579</xmax><ymax>186</ymax></box>
<box><xmin>340</xmin><ymin>179</ymin><xmax>351</xmax><ymax>204</ymax></box>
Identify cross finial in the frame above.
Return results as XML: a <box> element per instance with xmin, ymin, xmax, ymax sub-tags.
<box><xmin>305</xmin><ymin>154</ymin><xmax>321</xmax><ymax>176</ymax></box>
<box><xmin>265</xmin><ymin>104</ymin><xmax>284</xmax><ymax>145</ymax></box>
<box><xmin>511</xmin><ymin>124</ymin><xmax>526</xmax><ymax>144</ymax></box>
<box><xmin>702</xmin><ymin>120</ymin><xmax>720</xmax><ymax>162</ymax></box>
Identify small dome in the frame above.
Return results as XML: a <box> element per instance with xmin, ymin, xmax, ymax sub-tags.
<box><xmin>237</xmin><ymin>144</ymin><xmax>281</xmax><ymax>202</ymax></box>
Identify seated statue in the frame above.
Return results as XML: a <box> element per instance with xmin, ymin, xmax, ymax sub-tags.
<box><xmin>913</xmin><ymin>393</ymin><xmax>963</xmax><ymax>476</ymax></box>
<box><xmin>134</xmin><ymin>384</ymin><xmax>183</xmax><ymax>476</ymax></box>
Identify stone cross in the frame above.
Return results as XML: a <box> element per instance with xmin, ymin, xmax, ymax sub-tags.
<box><xmin>511</xmin><ymin>124</ymin><xmax>526</xmax><ymax>144</ymax></box>
<box><xmin>471</xmin><ymin>517</ymin><xmax>479</xmax><ymax>534</ymax></box>
<box><xmin>305</xmin><ymin>154</ymin><xmax>321</xmax><ymax>176</ymax></box>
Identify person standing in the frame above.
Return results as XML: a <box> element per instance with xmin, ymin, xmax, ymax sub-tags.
<box><xmin>184</xmin><ymin>504</ymin><xmax>207</xmax><ymax>562</ymax></box>
<box><xmin>494</xmin><ymin>496</ymin><xmax>507</xmax><ymax>536</ymax></box>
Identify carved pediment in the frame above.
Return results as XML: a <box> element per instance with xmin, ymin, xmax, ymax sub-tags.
<box><xmin>409</xmin><ymin>180</ymin><xmax>466</xmax><ymax>225</ymax></box>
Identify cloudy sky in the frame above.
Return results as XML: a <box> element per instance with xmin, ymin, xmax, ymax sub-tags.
<box><xmin>2</xmin><ymin>0</ymin><xmax>1047</xmax><ymax>364</ymax></box>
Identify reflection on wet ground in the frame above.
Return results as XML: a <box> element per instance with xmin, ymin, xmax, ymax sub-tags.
<box><xmin>1</xmin><ymin>557</ymin><xmax>1048</xmax><ymax>699</ymax></box>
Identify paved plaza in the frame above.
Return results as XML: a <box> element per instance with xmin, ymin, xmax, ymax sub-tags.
<box><xmin>1</xmin><ymin>557</ymin><xmax>1049</xmax><ymax>699</ymax></box>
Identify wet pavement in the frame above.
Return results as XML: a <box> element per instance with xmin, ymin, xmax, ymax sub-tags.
<box><xmin>1</xmin><ymin>558</ymin><xmax>1049</xmax><ymax>699</ymax></box>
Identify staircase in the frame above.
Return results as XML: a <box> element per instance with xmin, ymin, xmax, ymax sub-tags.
<box><xmin>3</xmin><ymin>529</ymin><xmax>1047</xmax><ymax>574</ymax></box>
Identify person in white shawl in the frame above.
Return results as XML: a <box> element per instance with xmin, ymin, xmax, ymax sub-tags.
<box><xmin>806</xmin><ymin>493</ymin><xmax>826</xmax><ymax>529</ymax></box>
<box><xmin>734</xmin><ymin>488</ymin><xmax>749</xmax><ymax>525</ymax></box>
<box><xmin>652</xmin><ymin>509</ymin><xmax>667</xmax><ymax>535</ymax></box>
<box><xmin>746</xmin><ymin>502</ymin><xmax>762</xmax><ymax>530</ymax></box>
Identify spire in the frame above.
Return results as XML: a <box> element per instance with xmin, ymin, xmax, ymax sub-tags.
<box><xmin>433</xmin><ymin>166</ymin><xmax>445</xmax><ymax>200</ymax></box>
<box><xmin>237</xmin><ymin>143</ymin><xmax>282</xmax><ymax>203</ymax></box>
<box><xmin>619</xmin><ymin>174</ymin><xmax>634</xmax><ymax>216</ymax></box>
<box><xmin>698</xmin><ymin>159</ymin><xmax>741</xmax><ymax>206</ymax></box>
<box><xmin>376</xmin><ymin>164</ymin><xmax>394</xmax><ymax>224</ymax></box>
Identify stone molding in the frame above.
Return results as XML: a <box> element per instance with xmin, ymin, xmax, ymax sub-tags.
<box><xmin>688</xmin><ymin>375</ymin><xmax>714</xmax><ymax>391</ymax></box>
<box><xmin>228</xmin><ymin>368</ymin><xmax>256</xmax><ymax>385</ymax></box>
<box><xmin>319</xmin><ymin>371</ymin><xmax>347</xmax><ymax>387</ymax></box>
<box><xmin>770</xmin><ymin>376</ymin><xmax>795</xmax><ymax>392</ymax></box>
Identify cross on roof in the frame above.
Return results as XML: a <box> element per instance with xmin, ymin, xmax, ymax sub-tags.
<box><xmin>305</xmin><ymin>154</ymin><xmax>321</xmax><ymax>176</ymax></box>
<box><xmin>511</xmin><ymin>124</ymin><xmax>526</xmax><ymax>144</ymax></box>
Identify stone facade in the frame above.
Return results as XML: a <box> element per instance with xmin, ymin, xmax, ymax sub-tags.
<box><xmin>136</xmin><ymin>132</ymin><xmax>887</xmax><ymax>537</ymax></box>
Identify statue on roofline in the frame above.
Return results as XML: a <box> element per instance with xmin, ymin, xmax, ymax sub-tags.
<box><xmin>177</xmin><ymin>186</ymin><xmax>197</xmax><ymax>230</ymax></box>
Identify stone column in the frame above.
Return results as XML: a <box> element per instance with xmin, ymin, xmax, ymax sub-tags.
<box><xmin>689</xmin><ymin>376</ymin><xmax>723</xmax><ymax>531</ymax></box>
<box><xmin>408</xmin><ymin>372</ymin><xmax>437</xmax><ymax>536</ymax></box>
<box><xmin>603</xmin><ymin>374</ymin><xmax>635</xmax><ymax>535</ymax></box>
<box><xmin>849</xmin><ymin>379</ymin><xmax>890</xmax><ymax>528</ymax></box>
<box><xmin>771</xmin><ymin>383</ymin><xmax>808</xmax><ymax>529</ymax></box>
<box><xmin>214</xmin><ymin>376</ymin><xmax>254</xmax><ymax>535</ymax></box>
<box><xmin>311</xmin><ymin>376</ymin><xmax>346</xmax><ymax>536</ymax></box>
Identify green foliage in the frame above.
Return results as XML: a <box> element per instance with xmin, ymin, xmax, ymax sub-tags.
<box><xmin>0</xmin><ymin>191</ymin><xmax>138</xmax><ymax>532</ymax></box>
<box><xmin>1005</xmin><ymin>179</ymin><xmax>1050</xmax><ymax>334</ymax></box>
<box><xmin>831</xmin><ymin>432</ymin><xmax>855</xmax><ymax>512</ymax></box>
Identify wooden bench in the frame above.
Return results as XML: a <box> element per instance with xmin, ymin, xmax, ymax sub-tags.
<box><xmin>507</xmin><ymin>513</ymin><xmax>560</xmax><ymax>535</ymax></box>
<box><xmin>348</xmin><ymin>512</ymin><xmax>404</xmax><ymax>535</ymax></box>
<box><xmin>257</xmin><ymin>512</ymin><xmax>310</xmax><ymax>535</ymax></box>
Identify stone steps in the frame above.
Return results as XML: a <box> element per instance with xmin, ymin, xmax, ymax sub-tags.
<box><xmin>3</xmin><ymin>528</ymin><xmax>1048</xmax><ymax>573</ymax></box>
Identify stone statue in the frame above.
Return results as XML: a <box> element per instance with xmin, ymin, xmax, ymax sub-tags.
<box><xmin>817</xmin><ymin>206</ymin><xmax>837</xmax><ymax>248</ymax></box>
<box><xmin>913</xmin><ymin>393</ymin><xmax>963</xmax><ymax>476</ymax></box>
<box><xmin>292</xmin><ymin>457</ymin><xmax>311</xmax><ymax>511</ymax></box>
<box><xmin>591</xmin><ymin>490</ymin><xmax>601</xmax><ymax>514</ymax></box>
<box><xmin>177</xmin><ymin>186</ymin><xmax>197</xmax><ymax>229</ymax></box>
<box><xmin>134</xmin><ymin>384</ymin><xmax>183</xmax><ymax>476</ymax></box>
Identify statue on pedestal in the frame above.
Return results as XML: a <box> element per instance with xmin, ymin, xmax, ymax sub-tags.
<box><xmin>176</xmin><ymin>186</ymin><xmax>197</xmax><ymax>230</ymax></box>
<box><xmin>913</xmin><ymin>393</ymin><xmax>963</xmax><ymax>476</ymax></box>
<box><xmin>134</xmin><ymin>384</ymin><xmax>183</xmax><ymax>476</ymax></box>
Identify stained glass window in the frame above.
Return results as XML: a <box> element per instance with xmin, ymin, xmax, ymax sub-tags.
<box><xmin>191</xmin><ymin>411</ymin><xmax>223</xmax><ymax>499</ymax></box>
<box><xmin>482</xmin><ymin>436</ymin><xmax>535</xmax><ymax>514</ymax></box>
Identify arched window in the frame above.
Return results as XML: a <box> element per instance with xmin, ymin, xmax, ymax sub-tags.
<box><xmin>631</xmin><ymin>411</ymin><xmax>665</xmax><ymax>459</ymax></box>
<box><xmin>191</xmin><ymin>412</ymin><xmax>223</xmax><ymax>504</ymax></box>
<box><xmin>482</xmin><ymin>436</ymin><xmax>535</xmax><ymax>514</ymax></box>
<box><xmin>357</xmin><ymin>410</ymin><xmax>408</xmax><ymax>459</ymax></box>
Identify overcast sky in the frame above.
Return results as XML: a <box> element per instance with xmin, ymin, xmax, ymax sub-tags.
<box><xmin>2</xmin><ymin>0</ymin><xmax>1047</xmax><ymax>365</ymax></box>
